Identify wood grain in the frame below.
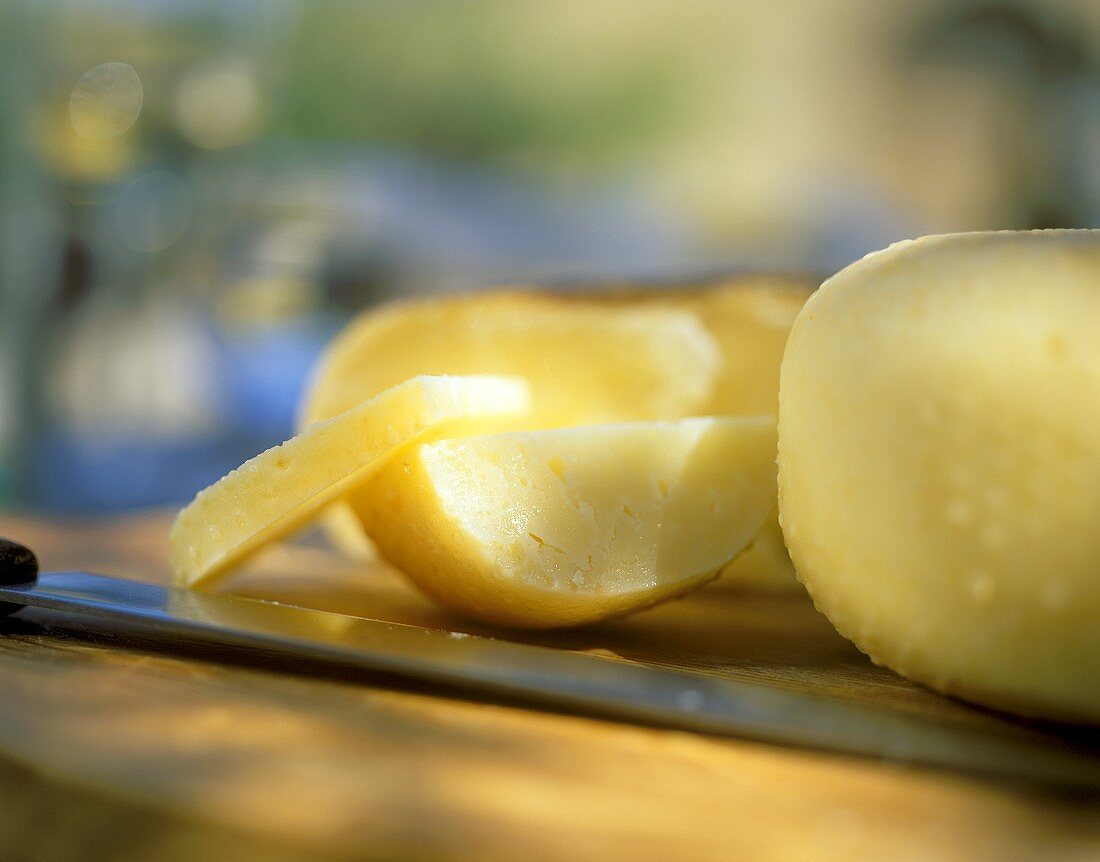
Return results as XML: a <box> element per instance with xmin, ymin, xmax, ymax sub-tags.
<box><xmin>0</xmin><ymin>511</ymin><xmax>1098</xmax><ymax>861</ymax></box>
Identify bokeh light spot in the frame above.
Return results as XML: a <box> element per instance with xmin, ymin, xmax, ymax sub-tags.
<box><xmin>174</xmin><ymin>62</ymin><xmax>263</xmax><ymax>150</ymax></box>
<box><xmin>69</xmin><ymin>62</ymin><xmax>144</xmax><ymax>140</ymax></box>
<box><xmin>115</xmin><ymin>171</ymin><xmax>192</xmax><ymax>253</ymax></box>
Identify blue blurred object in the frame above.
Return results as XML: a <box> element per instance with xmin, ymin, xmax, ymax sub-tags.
<box><xmin>32</xmin><ymin>431</ymin><xmax>260</xmax><ymax>512</ymax></box>
<box><xmin>213</xmin><ymin>318</ymin><xmax>336</xmax><ymax>440</ymax></box>
<box><xmin>27</xmin><ymin>303</ymin><xmax>338</xmax><ymax>511</ymax></box>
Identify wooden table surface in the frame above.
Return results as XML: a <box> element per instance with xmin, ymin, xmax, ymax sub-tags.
<box><xmin>0</xmin><ymin>510</ymin><xmax>1098</xmax><ymax>862</ymax></box>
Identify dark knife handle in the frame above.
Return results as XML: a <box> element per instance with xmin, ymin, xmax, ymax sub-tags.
<box><xmin>0</xmin><ymin>538</ymin><xmax>37</xmax><ymax>615</ymax></box>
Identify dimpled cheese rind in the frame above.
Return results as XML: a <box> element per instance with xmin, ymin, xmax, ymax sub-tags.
<box><xmin>356</xmin><ymin>417</ymin><xmax>778</xmax><ymax>628</ymax></box>
<box><xmin>170</xmin><ymin>375</ymin><xmax>530</xmax><ymax>589</ymax></box>
<box><xmin>778</xmin><ymin>230</ymin><xmax>1100</xmax><ymax>721</ymax></box>
<box><xmin>299</xmin><ymin>293</ymin><xmax>722</xmax><ymax>430</ymax></box>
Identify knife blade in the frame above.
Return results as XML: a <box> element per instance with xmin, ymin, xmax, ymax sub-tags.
<box><xmin>1</xmin><ymin>538</ymin><xmax>1098</xmax><ymax>790</ymax></box>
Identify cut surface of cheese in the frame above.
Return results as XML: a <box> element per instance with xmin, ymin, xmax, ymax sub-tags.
<box><xmin>604</xmin><ymin>275</ymin><xmax>813</xmax><ymax>590</ymax></box>
<box><xmin>778</xmin><ymin>230</ymin><xmax>1100</xmax><ymax>721</ymax></box>
<box><xmin>171</xmin><ymin>375</ymin><xmax>530</xmax><ymax>589</ymax></box>
<box><xmin>355</xmin><ymin>416</ymin><xmax>777</xmax><ymax>628</ymax></box>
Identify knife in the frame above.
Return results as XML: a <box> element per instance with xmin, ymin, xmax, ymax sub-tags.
<box><xmin>1</xmin><ymin>537</ymin><xmax>1098</xmax><ymax>790</ymax></box>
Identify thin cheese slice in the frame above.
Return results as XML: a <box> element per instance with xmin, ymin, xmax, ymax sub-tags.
<box><xmin>171</xmin><ymin>375</ymin><xmax>529</xmax><ymax>588</ymax></box>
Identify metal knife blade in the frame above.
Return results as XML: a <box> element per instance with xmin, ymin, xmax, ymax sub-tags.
<box><xmin>0</xmin><ymin>543</ymin><xmax>1097</xmax><ymax>790</ymax></box>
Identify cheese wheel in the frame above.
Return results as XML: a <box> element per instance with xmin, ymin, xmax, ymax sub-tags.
<box><xmin>778</xmin><ymin>230</ymin><xmax>1100</xmax><ymax>721</ymax></box>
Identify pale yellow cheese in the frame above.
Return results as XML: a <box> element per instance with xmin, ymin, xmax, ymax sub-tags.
<box><xmin>778</xmin><ymin>230</ymin><xmax>1100</xmax><ymax>721</ymax></box>
<box><xmin>355</xmin><ymin>417</ymin><xmax>777</xmax><ymax>628</ymax></box>
<box><xmin>608</xmin><ymin>275</ymin><xmax>814</xmax><ymax>589</ymax></box>
<box><xmin>305</xmin><ymin>278</ymin><xmax>813</xmax><ymax>573</ymax></box>
<box><xmin>299</xmin><ymin>293</ymin><xmax>721</xmax><ymax>430</ymax></box>
<box><xmin>300</xmin><ymin>292</ymin><xmax>723</xmax><ymax>560</ymax></box>
<box><xmin>616</xmin><ymin>275</ymin><xmax>815</xmax><ymax>416</ymax></box>
<box><xmin>716</xmin><ymin>512</ymin><xmax>794</xmax><ymax>590</ymax></box>
<box><xmin>170</xmin><ymin>375</ymin><xmax>530</xmax><ymax>588</ymax></box>
<box><xmin>675</xmin><ymin>278</ymin><xmax>810</xmax><ymax>589</ymax></box>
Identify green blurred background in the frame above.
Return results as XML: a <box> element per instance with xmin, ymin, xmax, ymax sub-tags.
<box><xmin>2</xmin><ymin>0</ymin><xmax>1099</xmax><ymax>511</ymax></box>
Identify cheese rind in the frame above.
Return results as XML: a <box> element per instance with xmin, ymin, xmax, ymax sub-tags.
<box><xmin>778</xmin><ymin>230</ymin><xmax>1100</xmax><ymax>721</ymax></box>
<box><xmin>300</xmin><ymin>294</ymin><xmax>721</xmax><ymax>430</ymax></box>
<box><xmin>600</xmin><ymin>275</ymin><xmax>814</xmax><ymax>417</ymax></box>
<box><xmin>170</xmin><ymin>375</ymin><xmax>530</xmax><ymax>588</ymax></box>
<box><xmin>356</xmin><ymin>416</ymin><xmax>777</xmax><ymax>628</ymax></box>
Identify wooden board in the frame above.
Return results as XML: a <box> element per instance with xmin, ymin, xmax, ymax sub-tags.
<box><xmin>0</xmin><ymin>510</ymin><xmax>1098</xmax><ymax>861</ymax></box>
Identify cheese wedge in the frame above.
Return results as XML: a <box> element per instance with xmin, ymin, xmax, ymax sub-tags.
<box><xmin>355</xmin><ymin>416</ymin><xmax>777</xmax><ymax>628</ymax></box>
<box><xmin>171</xmin><ymin>375</ymin><xmax>530</xmax><ymax>588</ymax></box>
<box><xmin>306</xmin><ymin>278</ymin><xmax>813</xmax><ymax>575</ymax></box>
<box><xmin>779</xmin><ymin>230</ymin><xmax>1100</xmax><ymax>721</ymax></box>
<box><xmin>300</xmin><ymin>292</ymin><xmax>722</xmax><ymax>558</ymax></box>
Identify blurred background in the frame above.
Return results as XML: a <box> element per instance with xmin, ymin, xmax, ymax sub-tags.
<box><xmin>2</xmin><ymin>0</ymin><xmax>1099</xmax><ymax>512</ymax></box>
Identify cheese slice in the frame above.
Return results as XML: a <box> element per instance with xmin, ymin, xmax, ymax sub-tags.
<box><xmin>171</xmin><ymin>375</ymin><xmax>530</xmax><ymax>588</ymax></box>
<box><xmin>354</xmin><ymin>416</ymin><xmax>777</xmax><ymax>628</ymax></box>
